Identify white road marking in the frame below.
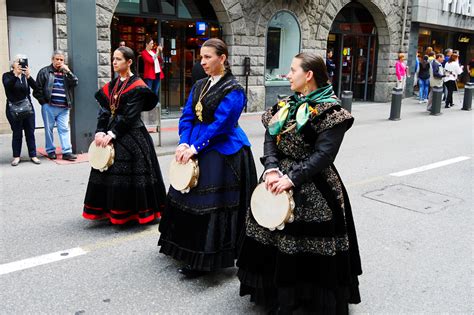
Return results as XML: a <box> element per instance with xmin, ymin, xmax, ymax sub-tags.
<box><xmin>389</xmin><ymin>156</ymin><xmax>471</xmax><ymax>177</ymax></box>
<box><xmin>0</xmin><ymin>247</ymin><xmax>87</xmax><ymax>275</ymax></box>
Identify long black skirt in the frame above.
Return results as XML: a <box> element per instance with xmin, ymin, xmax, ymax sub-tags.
<box><xmin>83</xmin><ymin>127</ymin><xmax>166</xmax><ymax>225</ymax></box>
<box><xmin>158</xmin><ymin>146</ymin><xmax>257</xmax><ymax>271</ymax></box>
<box><xmin>237</xmin><ymin>165</ymin><xmax>362</xmax><ymax>314</ymax></box>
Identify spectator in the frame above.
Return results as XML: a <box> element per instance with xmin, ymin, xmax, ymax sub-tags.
<box><xmin>418</xmin><ymin>55</ymin><xmax>430</xmax><ymax>103</ymax></box>
<box><xmin>33</xmin><ymin>50</ymin><xmax>78</xmax><ymax>160</ymax></box>
<box><xmin>428</xmin><ymin>51</ymin><xmax>436</xmax><ymax>61</ymax></box>
<box><xmin>326</xmin><ymin>49</ymin><xmax>336</xmax><ymax>83</ymax></box>
<box><xmin>443</xmin><ymin>54</ymin><xmax>463</xmax><ymax>108</ymax></box>
<box><xmin>2</xmin><ymin>55</ymin><xmax>40</xmax><ymax>166</ymax></box>
<box><xmin>395</xmin><ymin>53</ymin><xmax>408</xmax><ymax>92</ymax></box>
<box><xmin>141</xmin><ymin>37</ymin><xmax>164</xmax><ymax>103</ymax></box>
<box><xmin>425</xmin><ymin>46</ymin><xmax>433</xmax><ymax>56</ymax></box>
<box><xmin>119</xmin><ymin>41</ymin><xmax>126</xmax><ymax>47</ymax></box>
<box><xmin>427</xmin><ymin>53</ymin><xmax>445</xmax><ymax>111</ymax></box>
<box><xmin>443</xmin><ymin>48</ymin><xmax>453</xmax><ymax>66</ymax></box>
<box><xmin>413</xmin><ymin>52</ymin><xmax>420</xmax><ymax>89</ymax></box>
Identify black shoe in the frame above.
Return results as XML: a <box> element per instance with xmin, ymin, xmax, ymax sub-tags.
<box><xmin>445</xmin><ymin>105</ymin><xmax>450</xmax><ymax>108</ymax></box>
<box><xmin>62</xmin><ymin>153</ymin><xmax>77</xmax><ymax>160</ymax></box>
<box><xmin>178</xmin><ymin>265</ymin><xmax>208</xmax><ymax>278</ymax></box>
<box><xmin>47</xmin><ymin>152</ymin><xmax>57</xmax><ymax>159</ymax></box>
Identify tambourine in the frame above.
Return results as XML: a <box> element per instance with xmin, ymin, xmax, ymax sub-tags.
<box><xmin>169</xmin><ymin>158</ymin><xmax>199</xmax><ymax>192</ymax></box>
<box><xmin>88</xmin><ymin>141</ymin><xmax>114</xmax><ymax>172</ymax></box>
<box><xmin>250</xmin><ymin>182</ymin><xmax>295</xmax><ymax>231</ymax></box>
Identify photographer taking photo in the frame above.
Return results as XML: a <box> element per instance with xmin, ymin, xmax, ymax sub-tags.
<box><xmin>2</xmin><ymin>54</ymin><xmax>40</xmax><ymax>166</ymax></box>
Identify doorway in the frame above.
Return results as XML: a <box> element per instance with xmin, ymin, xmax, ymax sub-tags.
<box><xmin>328</xmin><ymin>3</ymin><xmax>378</xmax><ymax>101</ymax></box>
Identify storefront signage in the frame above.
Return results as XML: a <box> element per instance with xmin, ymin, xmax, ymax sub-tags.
<box><xmin>196</xmin><ymin>22</ymin><xmax>207</xmax><ymax>36</ymax></box>
<box><xmin>442</xmin><ymin>0</ymin><xmax>474</xmax><ymax>17</ymax></box>
<box><xmin>458</xmin><ymin>35</ymin><xmax>470</xmax><ymax>43</ymax></box>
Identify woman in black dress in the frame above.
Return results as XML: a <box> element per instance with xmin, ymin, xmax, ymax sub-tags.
<box><xmin>82</xmin><ymin>46</ymin><xmax>166</xmax><ymax>225</ymax></box>
<box><xmin>237</xmin><ymin>52</ymin><xmax>362</xmax><ymax>314</ymax></box>
<box><xmin>158</xmin><ymin>38</ymin><xmax>257</xmax><ymax>277</ymax></box>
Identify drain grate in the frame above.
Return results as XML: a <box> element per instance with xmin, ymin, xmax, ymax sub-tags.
<box><xmin>362</xmin><ymin>184</ymin><xmax>463</xmax><ymax>214</ymax></box>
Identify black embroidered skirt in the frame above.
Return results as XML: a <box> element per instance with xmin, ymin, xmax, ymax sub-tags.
<box><xmin>158</xmin><ymin>146</ymin><xmax>257</xmax><ymax>271</ymax></box>
<box><xmin>83</xmin><ymin>127</ymin><xmax>166</xmax><ymax>224</ymax></box>
<box><xmin>237</xmin><ymin>164</ymin><xmax>362</xmax><ymax>313</ymax></box>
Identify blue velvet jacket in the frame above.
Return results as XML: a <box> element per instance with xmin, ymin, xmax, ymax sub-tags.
<box><xmin>178</xmin><ymin>86</ymin><xmax>251</xmax><ymax>155</ymax></box>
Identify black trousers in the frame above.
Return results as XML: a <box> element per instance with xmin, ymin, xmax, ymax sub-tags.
<box><xmin>445</xmin><ymin>80</ymin><xmax>457</xmax><ymax>106</ymax></box>
<box><xmin>6</xmin><ymin>108</ymin><xmax>37</xmax><ymax>158</ymax></box>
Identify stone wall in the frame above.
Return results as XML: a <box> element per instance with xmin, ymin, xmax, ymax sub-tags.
<box><xmin>207</xmin><ymin>0</ymin><xmax>412</xmax><ymax>106</ymax></box>
<box><xmin>57</xmin><ymin>0</ymin><xmax>411</xmax><ymax>111</ymax></box>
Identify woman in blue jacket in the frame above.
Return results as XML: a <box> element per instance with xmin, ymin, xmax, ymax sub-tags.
<box><xmin>158</xmin><ymin>38</ymin><xmax>257</xmax><ymax>277</ymax></box>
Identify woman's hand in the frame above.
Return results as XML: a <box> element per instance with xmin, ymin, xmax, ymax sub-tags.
<box><xmin>177</xmin><ymin>148</ymin><xmax>195</xmax><ymax>164</ymax></box>
<box><xmin>269</xmin><ymin>176</ymin><xmax>293</xmax><ymax>195</ymax></box>
<box><xmin>175</xmin><ymin>144</ymin><xmax>188</xmax><ymax>161</ymax></box>
<box><xmin>24</xmin><ymin>66</ymin><xmax>31</xmax><ymax>79</ymax></box>
<box><xmin>94</xmin><ymin>132</ymin><xmax>105</xmax><ymax>146</ymax></box>
<box><xmin>99</xmin><ymin>134</ymin><xmax>113</xmax><ymax>147</ymax></box>
<box><xmin>94</xmin><ymin>132</ymin><xmax>112</xmax><ymax>147</ymax></box>
<box><xmin>264</xmin><ymin>171</ymin><xmax>280</xmax><ymax>191</ymax></box>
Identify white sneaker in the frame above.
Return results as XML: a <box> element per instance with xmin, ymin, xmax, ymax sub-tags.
<box><xmin>419</xmin><ymin>100</ymin><xmax>423</xmax><ymax>104</ymax></box>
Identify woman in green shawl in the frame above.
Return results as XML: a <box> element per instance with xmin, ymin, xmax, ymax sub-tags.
<box><xmin>237</xmin><ymin>52</ymin><xmax>362</xmax><ymax>314</ymax></box>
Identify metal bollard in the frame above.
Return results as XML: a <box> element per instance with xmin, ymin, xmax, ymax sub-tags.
<box><xmin>430</xmin><ymin>86</ymin><xmax>443</xmax><ymax>116</ymax></box>
<box><xmin>341</xmin><ymin>91</ymin><xmax>353</xmax><ymax>113</ymax></box>
<box><xmin>462</xmin><ymin>82</ymin><xmax>473</xmax><ymax>111</ymax></box>
<box><xmin>389</xmin><ymin>87</ymin><xmax>403</xmax><ymax>121</ymax></box>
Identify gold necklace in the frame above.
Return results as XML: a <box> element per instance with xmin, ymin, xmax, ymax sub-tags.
<box><xmin>195</xmin><ymin>79</ymin><xmax>212</xmax><ymax>122</ymax></box>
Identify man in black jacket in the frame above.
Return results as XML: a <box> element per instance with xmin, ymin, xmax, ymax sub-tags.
<box><xmin>33</xmin><ymin>50</ymin><xmax>78</xmax><ymax>160</ymax></box>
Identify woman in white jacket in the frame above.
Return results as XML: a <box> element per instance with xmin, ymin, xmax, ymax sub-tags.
<box><xmin>443</xmin><ymin>54</ymin><xmax>463</xmax><ymax>108</ymax></box>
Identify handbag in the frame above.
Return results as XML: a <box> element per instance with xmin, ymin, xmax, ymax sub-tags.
<box><xmin>8</xmin><ymin>98</ymin><xmax>34</xmax><ymax>121</ymax></box>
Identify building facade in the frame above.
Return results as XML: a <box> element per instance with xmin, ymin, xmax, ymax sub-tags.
<box><xmin>3</xmin><ymin>0</ymin><xmax>461</xmax><ymax>133</ymax></box>
<box><xmin>406</xmin><ymin>0</ymin><xmax>474</xmax><ymax>95</ymax></box>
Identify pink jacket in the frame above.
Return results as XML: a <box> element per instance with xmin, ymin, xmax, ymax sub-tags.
<box><xmin>395</xmin><ymin>61</ymin><xmax>407</xmax><ymax>81</ymax></box>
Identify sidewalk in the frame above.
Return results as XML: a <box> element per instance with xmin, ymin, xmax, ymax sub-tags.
<box><xmin>0</xmin><ymin>91</ymin><xmax>469</xmax><ymax>165</ymax></box>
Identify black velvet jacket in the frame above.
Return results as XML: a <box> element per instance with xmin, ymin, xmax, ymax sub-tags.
<box><xmin>261</xmin><ymin>101</ymin><xmax>354</xmax><ymax>187</ymax></box>
<box><xmin>95</xmin><ymin>75</ymin><xmax>158</xmax><ymax>139</ymax></box>
<box><xmin>2</xmin><ymin>71</ymin><xmax>37</xmax><ymax>103</ymax></box>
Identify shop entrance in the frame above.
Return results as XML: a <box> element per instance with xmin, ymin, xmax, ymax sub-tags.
<box><xmin>111</xmin><ymin>0</ymin><xmax>220</xmax><ymax>118</ymax></box>
<box><xmin>328</xmin><ymin>3</ymin><xmax>378</xmax><ymax>101</ymax></box>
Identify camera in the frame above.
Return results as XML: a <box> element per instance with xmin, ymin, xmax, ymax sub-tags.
<box><xmin>19</xmin><ymin>58</ymin><xmax>28</xmax><ymax>69</ymax></box>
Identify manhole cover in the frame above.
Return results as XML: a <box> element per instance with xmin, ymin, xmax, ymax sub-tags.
<box><xmin>362</xmin><ymin>184</ymin><xmax>463</xmax><ymax>214</ymax></box>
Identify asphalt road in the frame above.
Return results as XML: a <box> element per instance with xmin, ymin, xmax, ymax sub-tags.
<box><xmin>0</xmin><ymin>94</ymin><xmax>472</xmax><ymax>314</ymax></box>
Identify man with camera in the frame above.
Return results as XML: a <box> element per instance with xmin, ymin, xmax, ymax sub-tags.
<box><xmin>34</xmin><ymin>50</ymin><xmax>78</xmax><ymax>160</ymax></box>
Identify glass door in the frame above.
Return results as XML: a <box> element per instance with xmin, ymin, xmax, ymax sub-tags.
<box><xmin>336</xmin><ymin>34</ymin><xmax>376</xmax><ymax>101</ymax></box>
<box><xmin>161</xmin><ymin>21</ymin><xmax>184</xmax><ymax>116</ymax></box>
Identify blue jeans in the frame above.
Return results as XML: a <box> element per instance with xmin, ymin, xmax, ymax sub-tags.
<box><xmin>41</xmin><ymin>104</ymin><xmax>72</xmax><ymax>154</ymax></box>
<box><xmin>144</xmin><ymin>73</ymin><xmax>161</xmax><ymax>104</ymax></box>
<box><xmin>418</xmin><ymin>78</ymin><xmax>430</xmax><ymax>101</ymax></box>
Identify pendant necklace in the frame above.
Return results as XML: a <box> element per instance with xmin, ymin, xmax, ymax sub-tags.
<box><xmin>110</xmin><ymin>76</ymin><xmax>130</xmax><ymax>116</ymax></box>
<box><xmin>195</xmin><ymin>79</ymin><xmax>212</xmax><ymax>122</ymax></box>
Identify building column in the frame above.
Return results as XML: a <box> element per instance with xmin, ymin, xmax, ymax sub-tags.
<box><xmin>0</xmin><ymin>0</ymin><xmax>10</xmax><ymax>133</ymax></box>
<box><xmin>406</xmin><ymin>22</ymin><xmax>420</xmax><ymax>97</ymax></box>
<box><xmin>67</xmin><ymin>0</ymin><xmax>99</xmax><ymax>153</ymax></box>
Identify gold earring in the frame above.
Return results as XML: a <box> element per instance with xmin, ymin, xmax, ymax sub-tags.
<box><xmin>220</xmin><ymin>64</ymin><xmax>225</xmax><ymax>75</ymax></box>
<box><xmin>303</xmin><ymin>82</ymin><xmax>309</xmax><ymax>95</ymax></box>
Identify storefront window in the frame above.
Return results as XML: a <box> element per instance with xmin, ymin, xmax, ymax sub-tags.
<box><xmin>115</xmin><ymin>0</ymin><xmax>140</xmax><ymax>15</ymax></box>
<box><xmin>141</xmin><ymin>0</ymin><xmax>176</xmax><ymax>15</ymax></box>
<box><xmin>265</xmin><ymin>11</ymin><xmax>300</xmax><ymax>85</ymax></box>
